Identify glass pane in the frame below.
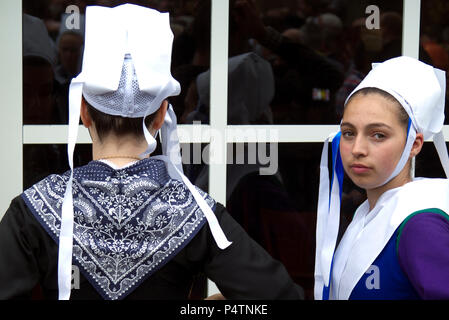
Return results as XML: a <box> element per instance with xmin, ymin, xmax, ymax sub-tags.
<box><xmin>222</xmin><ymin>0</ymin><xmax>404</xmax><ymax>125</ymax></box>
<box><xmin>181</xmin><ymin>143</ymin><xmax>210</xmax><ymax>193</ymax></box>
<box><xmin>22</xmin><ymin>0</ymin><xmax>83</xmax><ymax>124</ymax></box>
<box><xmin>415</xmin><ymin>142</ymin><xmax>449</xmax><ymax>179</ymax></box>
<box><xmin>169</xmin><ymin>1</ymin><xmax>212</xmax><ymax>124</ymax></box>
<box><xmin>420</xmin><ymin>0</ymin><xmax>449</xmax><ymax>124</ymax></box>
<box><xmin>23</xmin><ymin>144</ymin><xmax>91</xmax><ymax>190</ymax></box>
<box><xmin>23</xmin><ymin>142</ymin><xmax>208</xmax><ymax>191</ymax></box>
<box><xmin>223</xmin><ymin>142</ymin><xmax>371</xmax><ymax>300</ymax></box>
<box><xmin>223</xmin><ymin>143</ymin><xmax>313</xmax><ymax>299</ymax></box>
<box><xmin>22</xmin><ymin>0</ymin><xmax>209</xmax><ymax>125</ymax></box>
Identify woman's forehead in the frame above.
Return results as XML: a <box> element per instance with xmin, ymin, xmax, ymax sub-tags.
<box><xmin>343</xmin><ymin>93</ymin><xmax>404</xmax><ymax>126</ymax></box>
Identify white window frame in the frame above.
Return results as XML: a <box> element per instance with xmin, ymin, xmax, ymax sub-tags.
<box><xmin>1</xmin><ymin>0</ymin><xmax>446</xmax><ymax>296</ymax></box>
<box><xmin>0</xmin><ymin>0</ymin><xmax>22</xmax><ymax>217</ymax></box>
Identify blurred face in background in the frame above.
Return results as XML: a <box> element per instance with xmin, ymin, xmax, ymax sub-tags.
<box><xmin>58</xmin><ymin>32</ymin><xmax>83</xmax><ymax>77</ymax></box>
<box><xmin>23</xmin><ymin>57</ymin><xmax>55</xmax><ymax>124</ymax></box>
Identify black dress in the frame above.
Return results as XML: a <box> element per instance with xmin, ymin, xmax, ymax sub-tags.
<box><xmin>0</xmin><ymin>159</ymin><xmax>303</xmax><ymax>300</ymax></box>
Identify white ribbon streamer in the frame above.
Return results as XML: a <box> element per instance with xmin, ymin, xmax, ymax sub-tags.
<box><xmin>160</xmin><ymin>105</ymin><xmax>184</xmax><ymax>174</ymax></box>
<box><xmin>153</xmin><ymin>155</ymin><xmax>232</xmax><ymax>249</ymax></box>
<box><xmin>433</xmin><ymin>131</ymin><xmax>449</xmax><ymax>178</ymax></box>
<box><xmin>314</xmin><ymin>135</ymin><xmax>330</xmax><ymax>299</ymax></box>
<box><xmin>314</xmin><ymin>131</ymin><xmax>340</xmax><ymax>299</ymax></box>
<box><xmin>59</xmin><ymin>75</ymin><xmax>84</xmax><ymax>300</ymax></box>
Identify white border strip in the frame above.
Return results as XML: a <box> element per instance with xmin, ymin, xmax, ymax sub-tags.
<box><xmin>226</xmin><ymin>125</ymin><xmax>340</xmax><ymax>143</ymax></box>
<box><xmin>402</xmin><ymin>0</ymin><xmax>421</xmax><ymax>59</ymax></box>
<box><xmin>0</xmin><ymin>1</ymin><xmax>22</xmax><ymax>219</ymax></box>
<box><xmin>22</xmin><ymin>125</ymin><xmax>449</xmax><ymax>144</ymax></box>
<box><xmin>23</xmin><ymin>125</ymin><xmax>91</xmax><ymax>144</ymax></box>
<box><xmin>207</xmin><ymin>0</ymin><xmax>229</xmax><ymax>297</ymax></box>
<box><xmin>402</xmin><ymin>0</ymin><xmax>421</xmax><ymax>175</ymax></box>
<box><xmin>209</xmin><ymin>0</ymin><xmax>229</xmax><ymax>206</ymax></box>
<box><xmin>22</xmin><ymin>124</ymin><xmax>210</xmax><ymax>144</ymax></box>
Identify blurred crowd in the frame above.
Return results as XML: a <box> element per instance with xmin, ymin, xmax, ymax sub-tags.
<box><xmin>22</xmin><ymin>0</ymin><xmax>449</xmax><ymax>125</ymax></box>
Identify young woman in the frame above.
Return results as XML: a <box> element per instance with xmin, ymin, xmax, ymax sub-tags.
<box><xmin>315</xmin><ymin>56</ymin><xmax>449</xmax><ymax>300</ymax></box>
<box><xmin>0</xmin><ymin>4</ymin><xmax>303</xmax><ymax>300</ymax></box>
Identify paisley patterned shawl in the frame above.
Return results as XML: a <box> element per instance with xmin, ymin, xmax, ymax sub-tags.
<box><xmin>22</xmin><ymin>159</ymin><xmax>213</xmax><ymax>300</ymax></box>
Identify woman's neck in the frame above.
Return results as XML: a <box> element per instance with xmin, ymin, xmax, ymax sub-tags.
<box><xmin>92</xmin><ymin>134</ymin><xmax>149</xmax><ymax>167</ymax></box>
<box><xmin>366</xmin><ymin>170</ymin><xmax>412</xmax><ymax>211</ymax></box>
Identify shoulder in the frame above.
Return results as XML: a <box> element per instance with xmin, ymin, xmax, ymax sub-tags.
<box><xmin>396</xmin><ymin>209</ymin><xmax>449</xmax><ymax>299</ymax></box>
<box><xmin>22</xmin><ymin>173</ymin><xmax>69</xmax><ymax>210</ymax></box>
<box><xmin>1</xmin><ymin>195</ymin><xmax>49</xmax><ymax>241</ymax></box>
<box><xmin>400</xmin><ymin>178</ymin><xmax>449</xmax><ymax>196</ymax></box>
<box><xmin>396</xmin><ymin>209</ymin><xmax>449</xmax><ymax>259</ymax></box>
<box><xmin>4</xmin><ymin>195</ymin><xmax>30</xmax><ymax>220</ymax></box>
<box><xmin>398</xmin><ymin>209</ymin><xmax>449</xmax><ymax>240</ymax></box>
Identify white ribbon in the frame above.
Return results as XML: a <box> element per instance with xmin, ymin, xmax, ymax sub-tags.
<box><xmin>383</xmin><ymin>121</ymin><xmax>417</xmax><ymax>186</ymax></box>
<box><xmin>160</xmin><ymin>105</ymin><xmax>184</xmax><ymax>173</ymax></box>
<box><xmin>153</xmin><ymin>154</ymin><xmax>232</xmax><ymax>249</ymax></box>
<box><xmin>143</xmin><ymin>105</ymin><xmax>232</xmax><ymax>249</ymax></box>
<box><xmin>314</xmin><ymin>131</ymin><xmax>341</xmax><ymax>299</ymax></box>
<box><xmin>58</xmin><ymin>74</ymin><xmax>84</xmax><ymax>300</ymax></box>
<box><xmin>433</xmin><ymin>131</ymin><xmax>449</xmax><ymax>178</ymax></box>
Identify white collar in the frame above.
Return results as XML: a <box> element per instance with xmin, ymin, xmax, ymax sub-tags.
<box><xmin>97</xmin><ymin>159</ymin><xmax>139</xmax><ymax>170</ymax></box>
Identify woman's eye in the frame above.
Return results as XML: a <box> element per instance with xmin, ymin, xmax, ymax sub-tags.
<box><xmin>342</xmin><ymin>131</ymin><xmax>354</xmax><ymax>138</ymax></box>
<box><xmin>372</xmin><ymin>132</ymin><xmax>386</xmax><ymax>140</ymax></box>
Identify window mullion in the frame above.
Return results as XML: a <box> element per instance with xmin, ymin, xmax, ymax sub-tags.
<box><xmin>0</xmin><ymin>0</ymin><xmax>22</xmax><ymax>220</ymax></box>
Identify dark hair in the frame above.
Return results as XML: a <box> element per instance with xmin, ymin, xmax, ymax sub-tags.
<box><xmin>346</xmin><ymin>87</ymin><xmax>409</xmax><ymax>129</ymax></box>
<box><xmin>83</xmin><ymin>97</ymin><xmax>156</xmax><ymax>142</ymax></box>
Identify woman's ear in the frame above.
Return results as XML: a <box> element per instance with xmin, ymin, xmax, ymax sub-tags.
<box><xmin>151</xmin><ymin>100</ymin><xmax>168</xmax><ymax>132</ymax></box>
<box><xmin>410</xmin><ymin>132</ymin><xmax>424</xmax><ymax>158</ymax></box>
<box><xmin>80</xmin><ymin>99</ymin><xmax>92</xmax><ymax>128</ymax></box>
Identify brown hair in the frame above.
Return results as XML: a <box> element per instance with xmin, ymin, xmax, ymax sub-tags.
<box><xmin>83</xmin><ymin>97</ymin><xmax>156</xmax><ymax>142</ymax></box>
<box><xmin>346</xmin><ymin>87</ymin><xmax>409</xmax><ymax>129</ymax></box>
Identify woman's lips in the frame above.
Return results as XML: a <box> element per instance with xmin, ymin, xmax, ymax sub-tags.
<box><xmin>350</xmin><ymin>164</ymin><xmax>371</xmax><ymax>174</ymax></box>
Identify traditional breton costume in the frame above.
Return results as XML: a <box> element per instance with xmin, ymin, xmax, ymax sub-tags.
<box><xmin>315</xmin><ymin>56</ymin><xmax>449</xmax><ymax>300</ymax></box>
<box><xmin>0</xmin><ymin>4</ymin><xmax>302</xmax><ymax>300</ymax></box>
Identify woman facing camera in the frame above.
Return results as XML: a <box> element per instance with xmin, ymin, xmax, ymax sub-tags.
<box><xmin>315</xmin><ymin>56</ymin><xmax>449</xmax><ymax>300</ymax></box>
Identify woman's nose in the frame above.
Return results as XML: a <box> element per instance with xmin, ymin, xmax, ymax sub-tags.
<box><xmin>351</xmin><ymin>136</ymin><xmax>368</xmax><ymax>157</ymax></box>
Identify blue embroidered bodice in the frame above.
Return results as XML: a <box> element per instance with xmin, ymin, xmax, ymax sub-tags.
<box><xmin>22</xmin><ymin>159</ymin><xmax>214</xmax><ymax>300</ymax></box>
